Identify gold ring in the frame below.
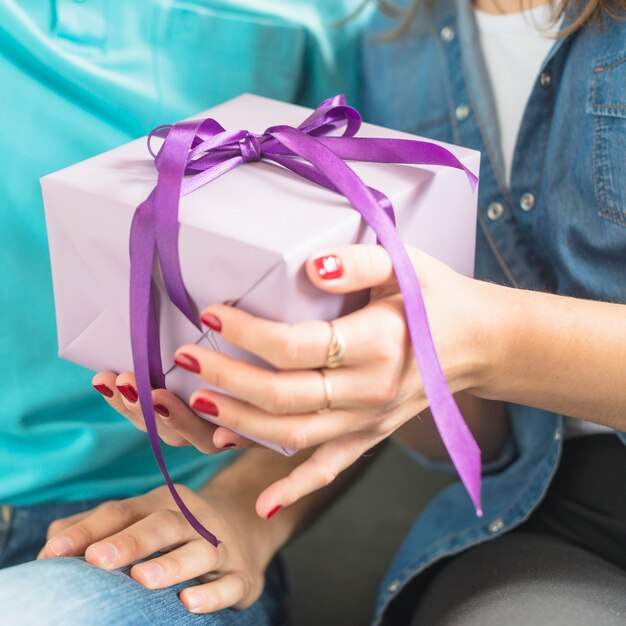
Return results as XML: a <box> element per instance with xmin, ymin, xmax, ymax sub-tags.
<box><xmin>324</xmin><ymin>322</ymin><xmax>346</xmax><ymax>369</ymax></box>
<box><xmin>318</xmin><ymin>369</ymin><xmax>332</xmax><ymax>413</ymax></box>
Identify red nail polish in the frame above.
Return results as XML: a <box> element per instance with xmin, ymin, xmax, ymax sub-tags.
<box><xmin>266</xmin><ymin>505</ymin><xmax>281</xmax><ymax>520</ymax></box>
<box><xmin>93</xmin><ymin>384</ymin><xmax>114</xmax><ymax>398</ymax></box>
<box><xmin>154</xmin><ymin>404</ymin><xmax>170</xmax><ymax>418</ymax></box>
<box><xmin>314</xmin><ymin>255</ymin><xmax>343</xmax><ymax>280</ymax></box>
<box><xmin>191</xmin><ymin>397</ymin><xmax>219</xmax><ymax>417</ymax></box>
<box><xmin>222</xmin><ymin>443</ymin><xmax>236</xmax><ymax>449</ymax></box>
<box><xmin>174</xmin><ymin>353</ymin><xmax>201</xmax><ymax>374</ymax></box>
<box><xmin>117</xmin><ymin>384</ymin><xmax>138</xmax><ymax>403</ymax></box>
<box><xmin>201</xmin><ymin>312</ymin><xmax>222</xmax><ymax>333</ymax></box>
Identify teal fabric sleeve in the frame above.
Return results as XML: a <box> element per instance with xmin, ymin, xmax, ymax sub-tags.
<box><xmin>0</xmin><ymin>0</ymin><xmax>368</xmax><ymax>505</ymax></box>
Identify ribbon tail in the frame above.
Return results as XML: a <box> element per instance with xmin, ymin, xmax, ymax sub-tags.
<box><xmin>130</xmin><ymin>199</ymin><xmax>221</xmax><ymax>546</ymax></box>
<box><xmin>266</xmin><ymin>128</ymin><xmax>482</xmax><ymax>515</ymax></box>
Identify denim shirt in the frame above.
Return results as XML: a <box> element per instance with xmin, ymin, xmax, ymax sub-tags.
<box><xmin>361</xmin><ymin>1</ymin><xmax>626</xmax><ymax>623</ymax></box>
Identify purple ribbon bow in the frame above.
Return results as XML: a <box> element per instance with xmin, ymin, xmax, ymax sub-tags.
<box><xmin>130</xmin><ymin>96</ymin><xmax>482</xmax><ymax>547</ymax></box>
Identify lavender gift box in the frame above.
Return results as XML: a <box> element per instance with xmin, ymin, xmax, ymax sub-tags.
<box><xmin>42</xmin><ymin>94</ymin><xmax>480</xmax><ymax>454</ymax></box>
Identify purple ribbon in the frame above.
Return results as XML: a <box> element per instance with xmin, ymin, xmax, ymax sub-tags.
<box><xmin>130</xmin><ymin>96</ymin><xmax>482</xmax><ymax>547</ymax></box>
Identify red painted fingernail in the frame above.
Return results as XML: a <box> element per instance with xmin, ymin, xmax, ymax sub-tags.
<box><xmin>314</xmin><ymin>255</ymin><xmax>343</xmax><ymax>280</ymax></box>
<box><xmin>201</xmin><ymin>312</ymin><xmax>222</xmax><ymax>333</ymax></box>
<box><xmin>191</xmin><ymin>397</ymin><xmax>219</xmax><ymax>417</ymax></box>
<box><xmin>174</xmin><ymin>353</ymin><xmax>201</xmax><ymax>374</ymax></box>
<box><xmin>222</xmin><ymin>443</ymin><xmax>236</xmax><ymax>449</ymax></box>
<box><xmin>154</xmin><ymin>404</ymin><xmax>170</xmax><ymax>418</ymax></box>
<box><xmin>116</xmin><ymin>384</ymin><xmax>138</xmax><ymax>403</ymax></box>
<box><xmin>93</xmin><ymin>384</ymin><xmax>114</xmax><ymax>398</ymax></box>
<box><xmin>266</xmin><ymin>505</ymin><xmax>281</xmax><ymax>520</ymax></box>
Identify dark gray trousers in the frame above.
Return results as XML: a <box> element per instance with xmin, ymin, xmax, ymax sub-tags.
<box><xmin>410</xmin><ymin>531</ymin><xmax>626</xmax><ymax>625</ymax></box>
<box><xmin>409</xmin><ymin>434</ymin><xmax>626</xmax><ymax>625</ymax></box>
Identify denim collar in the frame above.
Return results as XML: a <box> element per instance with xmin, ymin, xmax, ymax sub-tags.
<box><xmin>438</xmin><ymin>0</ymin><xmax>574</xmax><ymax>190</ymax></box>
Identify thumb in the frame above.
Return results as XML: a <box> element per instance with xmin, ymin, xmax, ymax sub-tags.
<box><xmin>305</xmin><ymin>244</ymin><xmax>396</xmax><ymax>294</ymax></box>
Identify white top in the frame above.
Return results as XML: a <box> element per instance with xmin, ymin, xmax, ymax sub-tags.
<box><xmin>474</xmin><ymin>4</ymin><xmax>560</xmax><ymax>185</ymax></box>
<box><xmin>474</xmin><ymin>5</ymin><xmax>612</xmax><ymax>439</ymax></box>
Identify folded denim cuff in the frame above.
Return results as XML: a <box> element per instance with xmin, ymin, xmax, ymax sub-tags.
<box><xmin>396</xmin><ymin>433</ymin><xmax>517</xmax><ymax>476</ymax></box>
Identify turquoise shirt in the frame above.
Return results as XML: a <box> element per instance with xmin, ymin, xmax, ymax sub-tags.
<box><xmin>0</xmin><ymin>0</ymin><xmax>368</xmax><ymax>505</ymax></box>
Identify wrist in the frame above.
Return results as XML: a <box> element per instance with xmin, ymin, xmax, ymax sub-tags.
<box><xmin>199</xmin><ymin>450</ymin><xmax>308</xmax><ymax>561</ymax></box>
<box><xmin>460</xmin><ymin>277</ymin><xmax>517</xmax><ymax>397</ymax></box>
<box><xmin>200</xmin><ymin>480</ymin><xmax>286</xmax><ymax>567</ymax></box>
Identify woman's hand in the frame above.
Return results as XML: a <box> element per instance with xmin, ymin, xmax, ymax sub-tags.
<box><xmin>171</xmin><ymin>244</ymin><xmax>500</xmax><ymax>511</ymax></box>
<box><xmin>38</xmin><ymin>483</ymin><xmax>277</xmax><ymax>613</ymax></box>
<box><xmin>91</xmin><ymin>372</ymin><xmax>251</xmax><ymax>452</ymax></box>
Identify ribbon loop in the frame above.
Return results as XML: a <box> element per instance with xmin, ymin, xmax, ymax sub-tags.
<box><xmin>131</xmin><ymin>96</ymin><xmax>482</xmax><ymax>547</ymax></box>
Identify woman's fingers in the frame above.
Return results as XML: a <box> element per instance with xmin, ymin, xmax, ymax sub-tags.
<box><xmin>211</xmin><ymin>426</ymin><xmax>257</xmax><ymax>451</ymax></box>
<box><xmin>190</xmin><ymin>299</ymin><xmax>406</xmax><ymax>381</ymax></box>
<box><xmin>92</xmin><ymin>371</ymin><xmax>144</xmax><ymax>429</ymax></box>
<box><xmin>176</xmin><ymin>339</ymin><xmax>398</xmax><ymax>414</ymax></box>
<box><xmin>114</xmin><ymin>372</ymin><xmax>192</xmax><ymax>447</ymax></box>
<box><xmin>156</xmin><ymin>395</ymin><xmax>234</xmax><ymax>454</ymax></box>
<box><xmin>305</xmin><ymin>244</ymin><xmax>396</xmax><ymax>294</ymax></box>
<box><xmin>179</xmin><ymin>572</ymin><xmax>258</xmax><ymax>613</ymax></box>
<box><xmin>198</xmin><ymin>305</ymin><xmax>346</xmax><ymax>371</ymax></box>
<box><xmin>255</xmin><ymin>433</ymin><xmax>379</xmax><ymax>516</ymax></box>
<box><xmin>131</xmin><ymin>539</ymin><xmax>221</xmax><ymax>590</ymax></box>
<box><xmin>84</xmin><ymin>509</ymin><xmax>198</xmax><ymax>571</ymax></box>
<box><xmin>94</xmin><ymin>372</ymin><xmax>237</xmax><ymax>454</ymax></box>
<box><xmin>189</xmin><ymin>390</ymin><xmax>362</xmax><ymax>452</ymax></box>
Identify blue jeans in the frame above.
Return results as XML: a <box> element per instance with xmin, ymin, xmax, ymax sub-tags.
<box><xmin>0</xmin><ymin>500</ymin><xmax>288</xmax><ymax>625</ymax></box>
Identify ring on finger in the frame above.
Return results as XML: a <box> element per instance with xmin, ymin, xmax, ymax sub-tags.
<box><xmin>324</xmin><ymin>321</ymin><xmax>346</xmax><ymax>369</ymax></box>
<box><xmin>318</xmin><ymin>369</ymin><xmax>332</xmax><ymax>413</ymax></box>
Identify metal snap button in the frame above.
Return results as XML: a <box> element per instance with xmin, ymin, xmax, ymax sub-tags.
<box><xmin>520</xmin><ymin>192</ymin><xmax>536</xmax><ymax>212</ymax></box>
<box><xmin>487</xmin><ymin>202</ymin><xmax>504</xmax><ymax>221</ymax></box>
<box><xmin>488</xmin><ymin>518</ymin><xmax>505</xmax><ymax>533</ymax></box>
<box><xmin>455</xmin><ymin>104</ymin><xmax>470</xmax><ymax>122</ymax></box>
<box><xmin>388</xmin><ymin>579</ymin><xmax>401</xmax><ymax>593</ymax></box>
<box><xmin>540</xmin><ymin>72</ymin><xmax>552</xmax><ymax>88</ymax></box>
<box><xmin>441</xmin><ymin>26</ymin><xmax>455</xmax><ymax>42</ymax></box>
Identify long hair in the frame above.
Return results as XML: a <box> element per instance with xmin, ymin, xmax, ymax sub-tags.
<box><xmin>372</xmin><ymin>0</ymin><xmax>626</xmax><ymax>38</ymax></box>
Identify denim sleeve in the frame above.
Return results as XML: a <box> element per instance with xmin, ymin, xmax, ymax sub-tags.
<box><xmin>397</xmin><ymin>432</ymin><xmax>517</xmax><ymax>476</ymax></box>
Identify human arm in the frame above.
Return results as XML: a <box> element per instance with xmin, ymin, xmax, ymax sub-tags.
<box><xmin>38</xmin><ymin>444</ymin><xmax>370</xmax><ymax>614</ymax></box>
<box><xmin>166</xmin><ymin>244</ymin><xmax>624</xmax><ymax>508</ymax></box>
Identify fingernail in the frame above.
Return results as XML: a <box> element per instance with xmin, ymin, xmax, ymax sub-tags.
<box><xmin>48</xmin><ymin>536</ymin><xmax>75</xmax><ymax>556</ymax></box>
<box><xmin>185</xmin><ymin>590</ymin><xmax>203</xmax><ymax>611</ymax></box>
<box><xmin>93</xmin><ymin>384</ymin><xmax>114</xmax><ymax>398</ymax></box>
<box><xmin>201</xmin><ymin>312</ymin><xmax>222</xmax><ymax>333</ymax></box>
<box><xmin>91</xmin><ymin>542</ymin><xmax>118</xmax><ymax>566</ymax></box>
<box><xmin>222</xmin><ymin>443</ymin><xmax>236</xmax><ymax>449</ymax></box>
<box><xmin>314</xmin><ymin>255</ymin><xmax>343</xmax><ymax>280</ymax></box>
<box><xmin>191</xmin><ymin>397</ymin><xmax>219</xmax><ymax>417</ymax></box>
<box><xmin>117</xmin><ymin>384</ymin><xmax>138</xmax><ymax>403</ymax></box>
<box><xmin>174</xmin><ymin>352</ymin><xmax>201</xmax><ymax>374</ymax></box>
<box><xmin>154</xmin><ymin>404</ymin><xmax>170</xmax><ymax>418</ymax></box>
<box><xmin>138</xmin><ymin>562</ymin><xmax>163</xmax><ymax>587</ymax></box>
<box><xmin>266</xmin><ymin>505</ymin><xmax>281</xmax><ymax>520</ymax></box>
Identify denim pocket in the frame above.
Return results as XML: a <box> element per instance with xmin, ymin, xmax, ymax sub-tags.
<box><xmin>587</xmin><ymin>49</ymin><xmax>626</xmax><ymax>227</ymax></box>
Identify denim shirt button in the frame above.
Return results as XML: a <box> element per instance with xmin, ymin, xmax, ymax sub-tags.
<box><xmin>540</xmin><ymin>71</ymin><xmax>552</xmax><ymax>88</ymax></box>
<box><xmin>488</xmin><ymin>518</ymin><xmax>505</xmax><ymax>533</ymax></box>
<box><xmin>554</xmin><ymin>429</ymin><xmax>562</xmax><ymax>441</ymax></box>
<box><xmin>455</xmin><ymin>103</ymin><xmax>470</xmax><ymax>121</ymax></box>
<box><xmin>440</xmin><ymin>26</ymin><xmax>455</xmax><ymax>42</ymax></box>
<box><xmin>520</xmin><ymin>192</ymin><xmax>536</xmax><ymax>211</ymax></box>
<box><xmin>387</xmin><ymin>579</ymin><xmax>401</xmax><ymax>593</ymax></box>
<box><xmin>487</xmin><ymin>201</ymin><xmax>504</xmax><ymax>221</ymax></box>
